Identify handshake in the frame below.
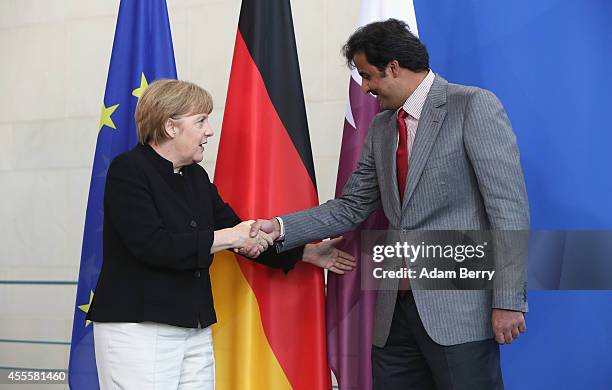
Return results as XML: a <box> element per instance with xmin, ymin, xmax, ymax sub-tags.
<box><xmin>227</xmin><ymin>218</ymin><xmax>357</xmax><ymax>274</ymax></box>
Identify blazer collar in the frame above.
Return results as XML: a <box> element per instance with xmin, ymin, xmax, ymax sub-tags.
<box><xmin>140</xmin><ymin>143</ymin><xmax>185</xmax><ymax>176</ymax></box>
<box><xmin>426</xmin><ymin>74</ymin><xmax>448</xmax><ymax>109</ymax></box>
<box><xmin>137</xmin><ymin>143</ymin><xmax>193</xmax><ymax>215</ymax></box>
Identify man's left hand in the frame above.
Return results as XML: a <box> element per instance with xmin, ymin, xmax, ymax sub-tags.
<box><xmin>492</xmin><ymin>308</ymin><xmax>526</xmax><ymax>344</ymax></box>
<box><xmin>303</xmin><ymin>237</ymin><xmax>356</xmax><ymax>274</ymax></box>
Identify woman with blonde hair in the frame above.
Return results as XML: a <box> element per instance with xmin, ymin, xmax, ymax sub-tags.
<box><xmin>87</xmin><ymin>79</ymin><xmax>354</xmax><ymax>389</ymax></box>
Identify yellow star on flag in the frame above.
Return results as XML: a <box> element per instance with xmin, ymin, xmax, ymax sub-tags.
<box><xmin>99</xmin><ymin>103</ymin><xmax>119</xmax><ymax>131</ymax></box>
<box><xmin>132</xmin><ymin>72</ymin><xmax>149</xmax><ymax>99</ymax></box>
<box><xmin>78</xmin><ymin>290</ymin><xmax>95</xmax><ymax>327</ymax></box>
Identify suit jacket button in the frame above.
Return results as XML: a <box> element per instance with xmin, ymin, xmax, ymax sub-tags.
<box><xmin>190</xmin><ymin>220</ymin><xmax>197</xmax><ymax>228</ymax></box>
<box><xmin>195</xmin><ymin>270</ymin><xmax>201</xmax><ymax>278</ymax></box>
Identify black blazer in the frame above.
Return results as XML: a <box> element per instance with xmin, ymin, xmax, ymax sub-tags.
<box><xmin>87</xmin><ymin>144</ymin><xmax>303</xmax><ymax>328</ymax></box>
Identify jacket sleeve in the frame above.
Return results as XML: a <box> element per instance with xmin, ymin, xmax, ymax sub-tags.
<box><xmin>463</xmin><ymin>89</ymin><xmax>530</xmax><ymax>312</ymax></box>
<box><xmin>279</xmin><ymin>124</ymin><xmax>382</xmax><ymax>251</ymax></box>
<box><xmin>104</xmin><ymin>156</ymin><xmax>213</xmax><ymax>270</ymax></box>
<box><xmin>247</xmin><ymin>245</ymin><xmax>304</xmax><ymax>274</ymax></box>
<box><xmin>207</xmin><ymin>178</ymin><xmax>242</xmax><ymax>230</ymax></box>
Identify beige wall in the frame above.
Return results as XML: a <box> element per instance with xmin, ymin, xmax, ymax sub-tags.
<box><xmin>0</xmin><ymin>0</ymin><xmax>359</xmax><ymax>379</ymax></box>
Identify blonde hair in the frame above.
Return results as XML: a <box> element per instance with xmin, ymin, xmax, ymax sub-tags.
<box><xmin>135</xmin><ymin>79</ymin><xmax>213</xmax><ymax>145</ymax></box>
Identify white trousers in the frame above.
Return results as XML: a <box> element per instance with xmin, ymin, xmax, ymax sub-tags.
<box><xmin>93</xmin><ymin>322</ymin><xmax>215</xmax><ymax>390</ymax></box>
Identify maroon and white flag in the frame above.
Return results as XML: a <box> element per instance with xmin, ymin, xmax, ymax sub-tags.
<box><xmin>327</xmin><ymin>2</ymin><xmax>419</xmax><ymax>389</ymax></box>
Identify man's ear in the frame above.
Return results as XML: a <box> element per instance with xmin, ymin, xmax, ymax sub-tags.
<box><xmin>388</xmin><ymin>60</ymin><xmax>401</xmax><ymax>77</ymax></box>
<box><xmin>164</xmin><ymin>118</ymin><xmax>176</xmax><ymax>138</ymax></box>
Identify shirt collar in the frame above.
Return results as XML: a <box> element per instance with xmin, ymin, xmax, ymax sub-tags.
<box><xmin>400</xmin><ymin>69</ymin><xmax>435</xmax><ymax>120</ymax></box>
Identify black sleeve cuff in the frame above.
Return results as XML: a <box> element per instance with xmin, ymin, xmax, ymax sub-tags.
<box><xmin>247</xmin><ymin>245</ymin><xmax>304</xmax><ymax>274</ymax></box>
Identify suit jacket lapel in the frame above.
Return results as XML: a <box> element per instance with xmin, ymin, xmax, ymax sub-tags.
<box><xmin>402</xmin><ymin>76</ymin><xmax>448</xmax><ymax>211</ymax></box>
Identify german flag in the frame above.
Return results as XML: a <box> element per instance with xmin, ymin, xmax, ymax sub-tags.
<box><xmin>210</xmin><ymin>0</ymin><xmax>330</xmax><ymax>389</ymax></box>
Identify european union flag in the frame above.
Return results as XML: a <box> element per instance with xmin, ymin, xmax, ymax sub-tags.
<box><xmin>68</xmin><ymin>1</ymin><xmax>177</xmax><ymax>388</ymax></box>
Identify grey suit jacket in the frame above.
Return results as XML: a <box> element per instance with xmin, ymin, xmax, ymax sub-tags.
<box><xmin>279</xmin><ymin>75</ymin><xmax>529</xmax><ymax>347</ymax></box>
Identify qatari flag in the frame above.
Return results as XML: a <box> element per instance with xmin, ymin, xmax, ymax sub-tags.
<box><xmin>327</xmin><ymin>1</ymin><xmax>419</xmax><ymax>389</ymax></box>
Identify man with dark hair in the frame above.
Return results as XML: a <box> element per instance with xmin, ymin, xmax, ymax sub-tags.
<box><xmin>342</xmin><ymin>18</ymin><xmax>430</xmax><ymax>73</ymax></box>
<box><xmin>251</xmin><ymin>18</ymin><xmax>529</xmax><ymax>389</ymax></box>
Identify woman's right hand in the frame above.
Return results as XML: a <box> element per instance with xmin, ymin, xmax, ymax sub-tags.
<box><xmin>231</xmin><ymin>220</ymin><xmax>273</xmax><ymax>257</ymax></box>
<box><xmin>211</xmin><ymin>220</ymin><xmax>273</xmax><ymax>255</ymax></box>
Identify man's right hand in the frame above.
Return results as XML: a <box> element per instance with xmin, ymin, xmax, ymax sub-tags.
<box><xmin>232</xmin><ymin>220</ymin><xmax>273</xmax><ymax>257</ymax></box>
<box><xmin>250</xmin><ymin>218</ymin><xmax>281</xmax><ymax>241</ymax></box>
